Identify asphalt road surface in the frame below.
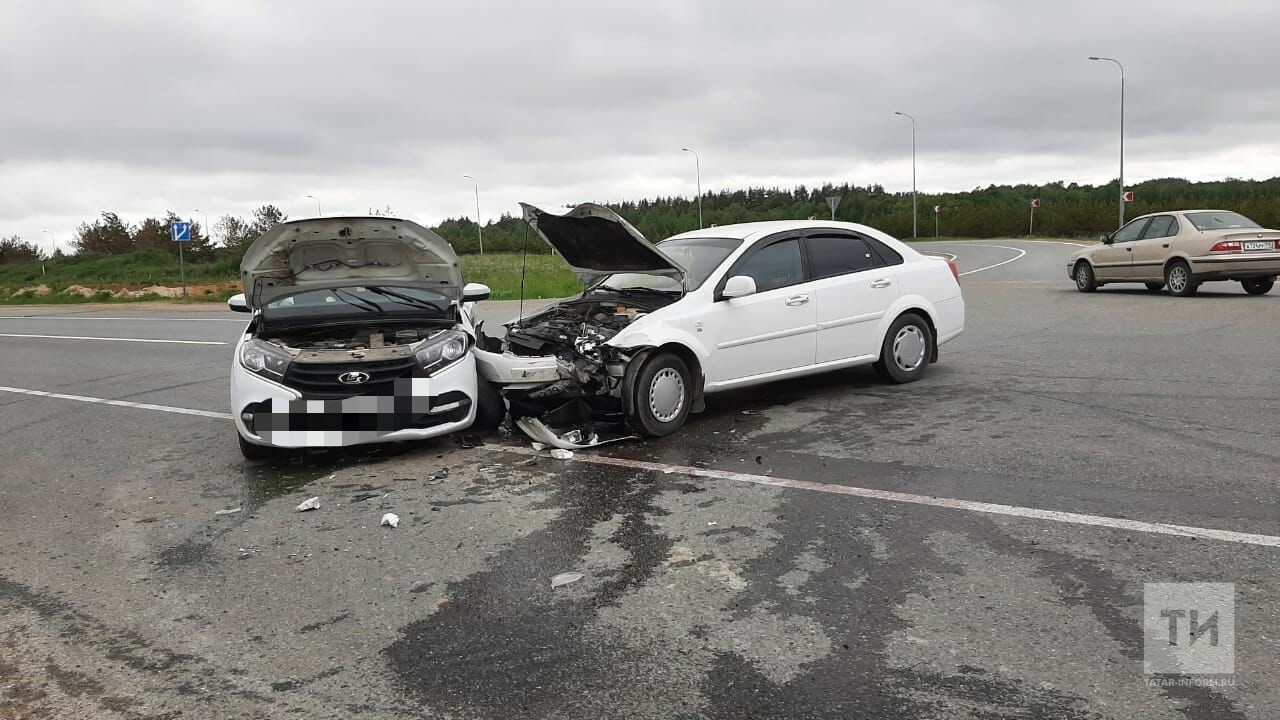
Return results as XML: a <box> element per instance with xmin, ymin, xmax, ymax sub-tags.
<box><xmin>2</xmin><ymin>241</ymin><xmax>1278</xmax><ymax>719</ymax></box>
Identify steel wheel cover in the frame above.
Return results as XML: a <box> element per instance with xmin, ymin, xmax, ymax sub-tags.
<box><xmin>648</xmin><ymin>368</ymin><xmax>685</xmax><ymax>423</ymax></box>
<box><xmin>893</xmin><ymin>326</ymin><xmax>927</xmax><ymax>372</ymax></box>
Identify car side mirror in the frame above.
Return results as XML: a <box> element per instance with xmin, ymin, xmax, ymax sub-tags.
<box><xmin>721</xmin><ymin>275</ymin><xmax>757</xmax><ymax>299</ymax></box>
<box><xmin>227</xmin><ymin>293</ymin><xmax>250</xmax><ymax>313</ymax></box>
<box><xmin>463</xmin><ymin>282</ymin><xmax>491</xmax><ymax>302</ymax></box>
<box><xmin>1099</xmin><ymin>234</ymin><xmax>1113</xmax><ymax>244</ymax></box>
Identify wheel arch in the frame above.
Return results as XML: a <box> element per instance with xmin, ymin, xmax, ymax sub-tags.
<box><xmin>886</xmin><ymin>306</ymin><xmax>939</xmax><ymax>363</ymax></box>
<box><xmin>621</xmin><ymin>341</ymin><xmax>706</xmax><ymax>417</ymax></box>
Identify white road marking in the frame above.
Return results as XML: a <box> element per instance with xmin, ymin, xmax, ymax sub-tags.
<box><xmin>501</xmin><ymin>447</ymin><xmax>1280</xmax><ymax>548</ymax></box>
<box><xmin>9</xmin><ymin>378</ymin><xmax>1270</xmax><ymax>548</ymax></box>
<box><xmin>0</xmin><ymin>315</ymin><xmax>244</xmax><ymax>322</ymax></box>
<box><xmin>0</xmin><ymin>386</ymin><xmax>233</xmax><ymax>419</ymax></box>
<box><xmin>955</xmin><ymin>245</ymin><xmax>1028</xmax><ymax>276</ymax></box>
<box><xmin>0</xmin><ymin>333</ymin><xmax>226</xmax><ymax>345</ymax></box>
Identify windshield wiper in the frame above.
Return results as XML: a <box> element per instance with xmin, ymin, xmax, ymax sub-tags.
<box><xmin>365</xmin><ymin>287</ymin><xmax>443</xmax><ymax>311</ymax></box>
<box><xmin>332</xmin><ymin>288</ymin><xmax>382</xmax><ymax>313</ymax></box>
<box><xmin>594</xmin><ymin>284</ymin><xmax>681</xmax><ymax>295</ymax></box>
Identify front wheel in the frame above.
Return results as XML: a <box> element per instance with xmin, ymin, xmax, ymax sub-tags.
<box><xmin>471</xmin><ymin>378</ymin><xmax>506</xmax><ymax>432</ymax></box>
<box><xmin>1074</xmin><ymin>262</ymin><xmax>1098</xmax><ymax>293</ymax></box>
<box><xmin>873</xmin><ymin>314</ymin><xmax>934</xmax><ymax>384</ymax></box>
<box><xmin>627</xmin><ymin>352</ymin><xmax>693</xmax><ymax>437</ymax></box>
<box><xmin>1241</xmin><ymin>277</ymin><xmax>1275</xmax><ymax>295</ymax></box>
<box><xmin>1165</xmin><ymin>260</ymin><xmax>1198</xmax><ymax>297</ymax></box>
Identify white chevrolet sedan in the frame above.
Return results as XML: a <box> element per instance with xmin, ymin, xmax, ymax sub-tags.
<box><xmin>473</xmin><ymin>204</ymin><xmax>964</xmax><ymax>441</ymax></box>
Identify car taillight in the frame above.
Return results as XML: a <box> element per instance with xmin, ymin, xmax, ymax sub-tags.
<box><xmin>1210</xmin><ymin>241</ymin><xmax>1242</xmax><ymax>253</ymax></box>
<box><xmin>947</xmin><ymin>260</ymin><xmax>960</xmax><ymax>281</ymax></box>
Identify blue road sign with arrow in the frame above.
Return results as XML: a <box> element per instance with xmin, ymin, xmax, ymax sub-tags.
<box><xmin>171</xmin><ymin>221</ymin><xmax>191</xmax><ymax>242</ymax></box>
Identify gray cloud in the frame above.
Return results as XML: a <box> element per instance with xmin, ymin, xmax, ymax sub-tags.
<box><xmin>3</xmin><ymin>0</ymin><xmax>1278</xmax><ymax>250</ymax></box>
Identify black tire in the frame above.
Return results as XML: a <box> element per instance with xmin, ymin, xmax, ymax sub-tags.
<box><xmin>1144</xmin><ymin>282</ymin><xmax>1165</xmax><ymax>292</ymax></box>
<box><xmin>1165</xmin><ymin>260</ymin><xmax>1198</xmax><ymax>297</ymax></box>
<box><xmin>471</xmin><ymin>378</ymin><xmax>505</xmax><ymax>432</ymax></box>
<box><xmin>238</xmin><ymin>434</ymin><xmax>276</xmax><ymax>461</ymax></box>
<box><xmin>873</xmin><ymin>313</ymin><xmax>934</xmax><ymax>384</ymax></box>
<box><xmin>1074</xmin><ymin>262</ymin><xmax>1098</xmax><ymax>293</ymax></box>
<box><xmin>626</xmin><ymin>352</ymin><xmax>692</xmax><ymax>437</ymax></box>
<box><xmin>1241</xmin><ymin>277</ymin><xmax>1275</xmax><ymax>296</ymax></box>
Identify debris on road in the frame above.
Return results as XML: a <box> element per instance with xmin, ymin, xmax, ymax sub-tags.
<box><xmin>550</xmin><ymin>449</ymin><xmax>574</xmax><ymax>460</ymax></box>
<box><xmin>515</xmin><ymin>416</ymin><xmax>637</xmax><ymax>451</ymax></box>
<box><xmin>551</xmin><ymin>572</ymin><xmax>584</xmax><ymax>588</ymax></box>
<box><xmin>296</xmin><ymin>497</ymin><xmax>321</xmax><ymax>512</ymax></box>
<box><xmin>214</xmin><ymin>508</ymin><xmax>242</xmax><ymax>516</ymax></box>
<box><xmin>428</xmin><ymin>468</ymin><xmax>449</xmax><ymax>482</ymax></box>
<box><xmin>531</xmin><ymin>442</ymin><xmax>547</xmax><ymax>451</ymax></box>
<box><xmin>380</xmin><ymin>513</ymin><xmax>400</xmax><ymax>528</ymax></box>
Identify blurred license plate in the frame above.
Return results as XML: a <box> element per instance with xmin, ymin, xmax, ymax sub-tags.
<box><xmin>1243</xmin><ymin>240</ymin><xmax>1274</xmax><ymax>251</ymax></box>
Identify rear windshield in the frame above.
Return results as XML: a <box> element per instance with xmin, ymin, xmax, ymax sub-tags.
<box><xmin>1184</xmin><ymin>212</ymin><xmax>1261</xmax><ymax>231</ymax></box>
<box><xmin>262</xmin><ymin>286</ymin><xmax>452</xmax><ymax>327</ymax></box>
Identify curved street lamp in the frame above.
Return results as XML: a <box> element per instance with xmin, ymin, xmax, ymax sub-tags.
<box><xmin>893</xmin><ymin>112</ymin><xmax>918</xmax><ymax>238</ymax></box>
<box><xmin>1089</xmin><ymin>56</ymin><xmax>1126</xmax><ymax>229</ymax></box>
<box><xmin>306</xmin><ymin>194</ymin><xmax>322</xmax><ymax>217</ymax></box>
<box><xmin>681</xmin><ymin>148</ymin><xmax>703</xmax><ymax>229</ymax></box>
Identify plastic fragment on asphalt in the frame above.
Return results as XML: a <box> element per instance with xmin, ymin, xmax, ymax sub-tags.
<box><xmin>550</xmin><ymin>449</ymin><xmax>574</xmax><ymax>460</ymax></box>
<box><xmin>380</xmin><ymin>513</ymin><xmax>400</xmax><ymax>528</ymax></box>
<box><xmin>551</xmin><ymin>572</ymin><xmax>584</xmax><ymax>588</ymax></box>
<box><xmin>214</xmin><ymin>508</ymin><xmax>242</xmax><ymax>516</ymax></box>
<box><xmin>531</xmin><ymin>442</ymin><xmax>546</xmax><ymax>451</ymax></box>
<box><xmin>428</xmin><ymin>468</ymin><xmax>449</xmax><ymax>481</ymax></box>
<box><xmin>296</xmin><ymin>497</ymin><xmax>321</xmax><ymax>512</ymax></box>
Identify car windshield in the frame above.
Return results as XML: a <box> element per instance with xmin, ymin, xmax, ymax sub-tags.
<box><xmin>262</xmin><ymin>286</ymin><xmax>451</xmax><ymax>324</ymax></box>
<box><xmin>1184</xmin><ymin>211</ymin><xmax>1261</xmax><ymax>231</ymax></box>
<box><xmin>593</xmin><ymin>237</ymin><xmax>742</xmax><ymax>293</ymax></box>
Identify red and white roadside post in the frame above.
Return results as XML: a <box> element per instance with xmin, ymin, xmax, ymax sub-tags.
<box><xmin>1029</xmin><ymin>198</ymin><xmax>1041</xmax><ymax>237</ymax></box>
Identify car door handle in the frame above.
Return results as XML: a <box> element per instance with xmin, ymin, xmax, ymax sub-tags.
<box><xmin>784</xmin><ymin>295</ymin><xmax>810</xmax><ymax>306</ymax></box>
<box><xmin>870</xmin><ymin>278</ymin><xmax>893</xmax><ymax>289</ymax></box>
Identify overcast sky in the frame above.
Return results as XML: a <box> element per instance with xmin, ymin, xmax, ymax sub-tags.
<box><xmin>3</xmin><ymin>0</ymin><xmax>1279</xmax><ymax>252</ymax></box>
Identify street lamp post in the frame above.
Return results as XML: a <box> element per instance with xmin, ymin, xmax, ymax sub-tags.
<box><xmin>893</xmin><ymin>112</ymin><xmax>918</xmax><ymax>238</ymax></box>
<box><xmin>681</xmin><ymin>148</ymin><xmax>702</xmax><ymax>229</ymax></box>
<box><xmin>463</xmin><ymin>175</ymin><xmax>484</xmax><ymax>255</ymax></box>
<box><xmin>195</xmin><ymin>209</ymin><xmax>210</xmax><ymax>244</ymax></box>
<box><xmin>306</xmin><ymin>195</ymin><xmax>322</xmax><ymax>217</ymax></box>
<box><xmin>1089</xmin><ymin>56</ymin><xmax>1125</xmax><ymax>229</ymax></box>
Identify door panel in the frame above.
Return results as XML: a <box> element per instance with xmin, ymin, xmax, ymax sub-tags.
<box><xmin>702</xmin><ymin>236</ymin><xmax>816</xmax><ymax>384</ymax></box>
<box><xmin>802</xmin><ymin>233</ymin><xmax>901</xmax><ymax>363</ymax></box>
<box><xmin>701</xmin><ymin>285</ymin><xmax>817</xmax><ymax>383</ymax></box>
<box><xmin>1132</xmin><ymin>215</ymin><xmax>1178</xmax><ymax>280</ymax></box>
<box><xmin>1094</xmin><ymin>218</ymin><xmax>1150</xmax><ymax>280</ymax></box>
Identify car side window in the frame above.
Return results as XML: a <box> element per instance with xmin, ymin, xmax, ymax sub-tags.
<box><xmin>1141</xmin><ymin>216</ymin><xmax>1174</xmax><ymax>240</ymax></box>
<box><xmin>805</xmin><ymin>234</ymin><xmax>882</xmax><ymax>279</ymax></box>
<box><xmin>1111</xmin><ymin>218</ymin><xmax>1150</xmax><ymax>243</ymax></box>
<box><xmin>733</xmin><ymin>238</ymin><xmax>805</xmax><ymax>292</ymax></box>
<box><xmin>1166</xmin><ymin>217</ymin><xmax>1181</xmax><ymax>237</ymax></box>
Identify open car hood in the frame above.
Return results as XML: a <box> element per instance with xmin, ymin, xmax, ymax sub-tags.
<box><xmin>240</xmin><ymin>217</ymin><xmax>463</xmax><ymax>310</ymax></box>
<box><xmin>521</xmin><ymin>203</ymin><xmax>685</xmax><ymax>285</ymax></box>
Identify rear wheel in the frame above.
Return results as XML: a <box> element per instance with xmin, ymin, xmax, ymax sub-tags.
<box><xmin>1241</xmin><ymin>277</ymin><xmax>1275</xmax><ymax>295</ymax></box>
<box><xmin>1144</xmin><ymin>282</ymin><xmax>1165</xmax><ymax>292</ymax></box>
<box><xmin>1165</xmin><ymin>260</ymin><xmax>1197</xmax><ymax>297</ymax></box>
<box><xmin>873</xmin><ymin>313</ymin><xmax>933</xmax><ymax>384</ymax></box>
<box><xmin>1074</xmin><ymin>262</ymin><xmax>1098</xmax><ymax>293</ymax></box>
<box><xmin>627</xmin><ymin>352</ymin><xmax>692</xmax><ymax>437</ymax></box>
<box><xmin>238</xmin><ymin>434</ymin><xmax>276</xmax><ymax>461</ymax></box>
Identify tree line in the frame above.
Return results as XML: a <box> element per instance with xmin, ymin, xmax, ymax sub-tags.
<box><xmin>3</xmin><ymin>176</ymin><xmax>1279</xmax><ymax>265</ymax></box>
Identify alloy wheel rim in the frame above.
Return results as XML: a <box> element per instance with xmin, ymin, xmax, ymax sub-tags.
<box><xmin>649</xmin><ymin>368</ymin><xmax>685</xmax><ymax>423</ymax></box>
<box><xmin>1077</xmin><ymin>266</ymin><xmax>1090</xmax><ymax>288</ymax></box>
<box><xmin>893</xmin><ymin>326</ymin><xmax>927</xmax><ymax>372</ymax></box>
<box><xmin>1169</xmin><ymin>266</ymin><xmax>1187</xmax><ymax>292</ymax></box>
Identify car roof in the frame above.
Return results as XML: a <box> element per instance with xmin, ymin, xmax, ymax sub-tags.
<box><xmin>664</xmin><ymin>219</ymin><xmax>894</xmax><ymax>243</ymax></box>
<box><xmin>1134</xmin><ymin>209</ymin><xmax>1232</xmax><ymax>220</ymax></box>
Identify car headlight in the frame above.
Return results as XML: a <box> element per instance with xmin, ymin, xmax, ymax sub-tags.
<box><xmin>414</xmin><ymin>330</ymin><xmax>471</xmax><ymax>376</ymax></box>
<box><xmin>239</xmin><ymin>338</ymin><xmax>293</xmax><ymax>380</ymax></box>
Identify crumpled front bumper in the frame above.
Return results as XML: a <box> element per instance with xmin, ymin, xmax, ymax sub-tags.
<box><xmin>230</xmin><ymin>357</ymin><xmax>478</xmax><ymax>448</ymax></box>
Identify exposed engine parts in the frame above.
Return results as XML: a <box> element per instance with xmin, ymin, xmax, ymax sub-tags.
<box><xmin>266</xmin><ymin>324</ymin><xmax>448</xmax><ymax>352</ymax></box>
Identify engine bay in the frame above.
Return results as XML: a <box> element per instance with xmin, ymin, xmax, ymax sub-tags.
<box><xmin>259</xmin><ymin>324</ymin><xmax>450</xmax><ymax>361</ymax></box>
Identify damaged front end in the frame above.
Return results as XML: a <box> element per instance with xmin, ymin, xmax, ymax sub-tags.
<box><xmin>475</xmin><ymin>296</ymin><xmax>669</xmax><ymax>446</ymax></box>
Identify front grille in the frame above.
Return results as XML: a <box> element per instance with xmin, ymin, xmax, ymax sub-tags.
<box><xmin>283</xmin><ymin>356</ymin><xmax>419</xmax><ymax>399</ymax></box>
